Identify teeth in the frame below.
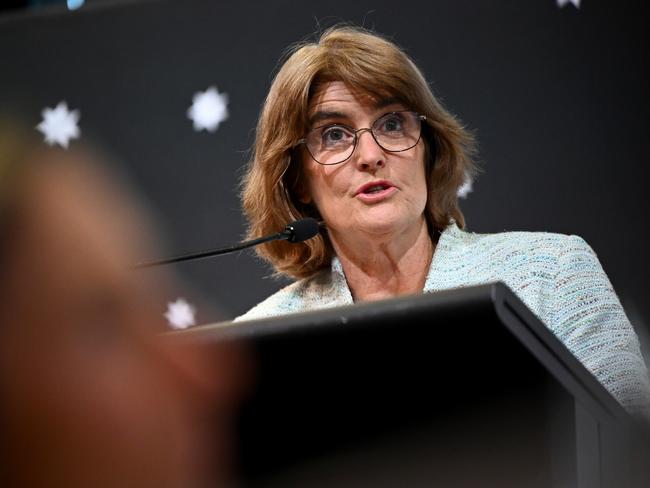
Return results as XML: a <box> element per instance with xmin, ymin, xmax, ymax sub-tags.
<box><xmin>366</xmin><ymin>185</ymin><xmax>385</xmax><ymax>193</ymax></box>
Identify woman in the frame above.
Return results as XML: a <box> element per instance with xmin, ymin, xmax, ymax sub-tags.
<box><xmin>238</xmin><ymin>26</ymin><xmax>649</xmax><ymax>414</ymax></box>
<box><xmin>0</xmin><ymin>126</ymin><xmax>245</xmax><ymax>487</ymax></box>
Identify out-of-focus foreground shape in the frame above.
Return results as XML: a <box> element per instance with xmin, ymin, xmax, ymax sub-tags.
<box><xmin>0</xmin><ymin>121</ymin><xmax>249</xmax><ymax>487</ymax></box>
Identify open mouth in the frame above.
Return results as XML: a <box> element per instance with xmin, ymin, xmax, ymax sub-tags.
<box><xmin>355</xmin><ymin>180</ymin><xmax>397</xmax><ymax>202</ymax></box>
<box><xmin>356</xmin><ymin>180</ymin><xmax>394</xmax><ymax>196</ymax></box>
<box><xmin>364</xmin><ymin>184</ymin><xmax>389</xmax><ymax>194</ymax></box>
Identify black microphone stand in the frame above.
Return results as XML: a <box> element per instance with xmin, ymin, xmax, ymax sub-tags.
<box><xmin>134</xmin><ymin>218</ymin><xmax>320</xmax><ymax>269</ymax></box>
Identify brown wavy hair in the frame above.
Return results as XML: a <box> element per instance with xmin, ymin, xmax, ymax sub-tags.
<box><xmin>241</xmin><ymin>25</ymin><xmax>478</xmax><ymax>280</ymax></box>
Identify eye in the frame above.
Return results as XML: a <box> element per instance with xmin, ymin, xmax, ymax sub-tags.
<box><xmin>376</xmin><ymin>113</ymin><xmax>405</xmax><ymax>133</ymax></box>
<box><xmin>320</xmin><ymin>125</ymin><xmax>354</xmax><ymax>147</ymax></box>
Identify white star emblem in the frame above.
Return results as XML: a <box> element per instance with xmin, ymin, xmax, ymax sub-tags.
<box><xmin>36</xmin><ymin>101</ymin><xmax>81</xmax><ymax>149</ymax></box>
<box><xmin>557</xmin><ymin>0</ymin><xmax>580</xmax><ymax>8</ymax></box>
<box><xmin>164</xmin><ymin>298</ymin><xmax>197</xmax><ymax>330</ymax></box>
<box><xmin>67</xmin><ymin>0</ymin><xmax>85</xmax><ymax>9</ymax></box>
<box><xmin>457</xmin><ymin>174</ymin><xmax>474</xmax><ymax>199</ymax></box>
<box><xmin>187</xmin><ymin>86</ymin><xmax>229</xmax><ymax>132</ymax></box>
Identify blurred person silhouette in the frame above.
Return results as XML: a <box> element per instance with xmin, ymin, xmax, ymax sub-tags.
<box><xmin>0</xmin><ymin>123</ymin><xmax>246</xmax><ymax>487</ymax></box>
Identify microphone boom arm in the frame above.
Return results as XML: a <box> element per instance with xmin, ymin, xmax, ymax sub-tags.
<box><xmin>134</xmin><ymin>218</ymin><xmax>319</xmax><ymax>269</ymax></box>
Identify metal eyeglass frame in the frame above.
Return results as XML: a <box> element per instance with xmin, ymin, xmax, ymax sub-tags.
<box><xmin>296</xmin><ymin>110</ymin><xmax>427</xmax><ymax>166</ymax></box>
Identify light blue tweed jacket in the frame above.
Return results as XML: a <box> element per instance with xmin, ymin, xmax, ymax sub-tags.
<box><xmin>237</xmin><ymin>222</ymin><xmax>650</xmax><ymax>413</ymax></box>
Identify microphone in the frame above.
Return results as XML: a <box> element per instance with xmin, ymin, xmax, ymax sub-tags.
<box><xmin>135</xmin><ymin>217</ymin><xmax>320</xmax><ymax>268</ymax></box>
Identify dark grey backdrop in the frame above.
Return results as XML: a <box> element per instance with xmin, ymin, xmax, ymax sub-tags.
<box><xmin>1</xmin><ymin>0</ymin><xmax>648</xmax><ymax>330</ymax></box>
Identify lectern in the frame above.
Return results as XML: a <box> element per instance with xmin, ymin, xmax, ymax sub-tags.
<box><xmin>176</xmin><ymin>282</ymin><xmax>649</xmax><ymax>487</ymax></box>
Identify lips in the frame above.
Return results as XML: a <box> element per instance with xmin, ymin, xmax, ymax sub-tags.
<box><xmin>355</xmin><ymin>180</ymin><xmax>395</xmax><ymax>196</ymax></box>
<box><xmin>354</xmin><ymin>180</ymin><xmax>398</xmax><ymax>203</ymax></box>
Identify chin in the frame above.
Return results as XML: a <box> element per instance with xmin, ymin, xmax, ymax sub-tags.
<box><xmin>355</xmin><ymin>215</ymin><xmax>409</xmax><ymax>237</ymax></box>
<box><xmin>359</xmin><ymin>204</ymin><xmax>427</xmax><ymax>235</ymax></box>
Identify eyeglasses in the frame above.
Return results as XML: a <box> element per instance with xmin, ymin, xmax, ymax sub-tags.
<box><xmin>297</xmin><ymin>110</ymin><xmax>427</xmax><ymax>166</ymax></box>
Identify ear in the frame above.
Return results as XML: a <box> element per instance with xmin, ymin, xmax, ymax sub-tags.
<box><xmin>296</xmin><ymin>184</ymin><xmax>312</xmax><ymax>205</ymax></box>
<box><xmin>289</xmin><ymin>156</ymin><xmax>312</xmax><ymax>204</ymax></box>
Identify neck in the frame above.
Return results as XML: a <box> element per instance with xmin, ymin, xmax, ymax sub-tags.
<box><xmin>330</xmin><ymin>218</ymin><xmax>435</xmax><ymax>302</ymax></box>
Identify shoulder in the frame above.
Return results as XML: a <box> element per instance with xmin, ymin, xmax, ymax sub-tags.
<box><xmin>234</xmin><ymin>268</ymin><xmax>336</xmax><ymax>322</ymax></box>
<box><xmin>440</xmin><ymin>223</ymin><xmax>597</xmax><ymax>284</ymax></box>
<box><xmin>433</xmin><ymin>223</ymin><xmax>605</xmax><ymax>323</ymax></box>
<box><xmin>458</xmin><ymin>226</ymin><xmax>609</xmax><ymax>312</ymax></box>
<box><xmin>447</xmin><ymin>223</ymin><xmax>592</xmax><ymax>260</ymax></box>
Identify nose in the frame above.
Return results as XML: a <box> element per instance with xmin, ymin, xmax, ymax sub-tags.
<box><xmin>352</xmin><ymin>128</ymin><xmax>386</xmax><ymax>171</ymax></box>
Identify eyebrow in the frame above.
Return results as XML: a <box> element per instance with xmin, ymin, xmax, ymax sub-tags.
<box><xmin>308</xmin><ymin>110</ymin><xmax>348</xmax><ymax>127</ymax></box>
<box><xmin>308</xmin><ymin>97</ymin><xmax>404</xmax><ymax>126</ymax></box>
<box><xmin>376</xmin><ymin>97</ymin><xmax>402</xmax><ymax>109</ymax></box>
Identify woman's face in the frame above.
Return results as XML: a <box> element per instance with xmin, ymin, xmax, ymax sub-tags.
<box><xmin>300</xmin><ymin>81</ymin><xmax>429</xmax><ymax>242</ymax></box>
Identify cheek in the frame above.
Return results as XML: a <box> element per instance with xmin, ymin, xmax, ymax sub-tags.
<box><xmin>303</xmin><ymin>165</ymin><xmax>348</xmax><ymax>211</ymax></box>
<box><xmin>416</xmin><ymin>166</ymin><xmax>429</xmax><ymax>206</ymax></box>
<box><xmin>413</xmin><ymin>150</ymin><xmax>429</xmax><ymax>204</ymax></box>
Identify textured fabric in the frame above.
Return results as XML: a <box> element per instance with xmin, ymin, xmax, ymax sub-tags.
<box><xmin>237</xmin><ymin>222</ymin><xmax>650</xmax><ymax>413</ymax></box>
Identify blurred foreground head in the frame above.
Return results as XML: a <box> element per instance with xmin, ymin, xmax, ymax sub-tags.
<box><xmin>0</xmin><ymin>124</ymin><xmax>244</xmax><ymax>487</ymax></box>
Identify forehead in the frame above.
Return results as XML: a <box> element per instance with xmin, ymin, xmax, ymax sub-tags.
<box><xmin>309</xmin><ymin>81</ymin><xmax>375</xmax><ymax>107</ymax></box>
<box><xmin>308</xmin><ymin>81</ymin><xmax>401</xmax><ymax>117</ymax></box>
